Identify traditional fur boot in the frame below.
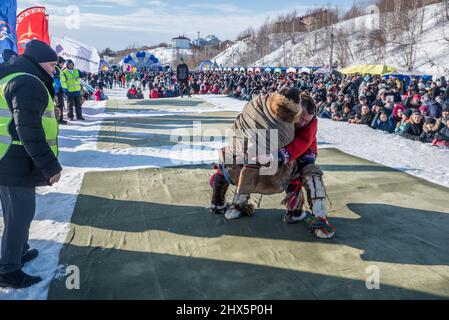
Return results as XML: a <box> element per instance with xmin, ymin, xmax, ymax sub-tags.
<box><xmin>282</xmin><ymin>184</ymin><xmax>307</xmax><ymax>224</ymax></box>
<box><xmin>225</xmin><ymin>193</ymin><xmax>255</xmax><ymax>220</ymax></box>
<box><xmin>209</xmin><ymin>173</ymin><xmax>229</xmax><ymax>214</ymax></box>
<box><xmin>302</xmin><ymin>164</ymin><xmax>336</xmax><ymax>239</ymax></box>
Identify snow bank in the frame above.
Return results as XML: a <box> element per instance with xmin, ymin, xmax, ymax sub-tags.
<box><xmin>197</xmin><ymin>95</ymin><xmax>449</xmax><ymax>188</ymax></box>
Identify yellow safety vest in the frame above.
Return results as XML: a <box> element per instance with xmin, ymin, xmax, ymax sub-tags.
<box><xmin>63</xmin><ymin>68</ymin><xmax>81</xmax><ymax>93</ymax></box>
<box><xmin>0</xmin><ymin>72</ymin><xmax>58</xmax><ymax>160</ymax></box>
<box><xmin>56</xmin><ymin>66</ymin><xmax>67</xmax><ymax>90</ymax></box>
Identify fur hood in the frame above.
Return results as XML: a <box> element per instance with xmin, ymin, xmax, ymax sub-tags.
<box><xmin>267</xmin><ymin>93</ymin><xmax>302</xmax><ymax>123</ymax></box>
<box><xmin>423</xmin><ymin>118</ymin><xmax>442</xmax><ymax>133</ymax></box>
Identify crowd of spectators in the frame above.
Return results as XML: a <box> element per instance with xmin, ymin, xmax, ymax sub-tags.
<box><xmin>90</xmin><ymin>67</ymin><xmax>449</xmax><ymax>148</ymax></box>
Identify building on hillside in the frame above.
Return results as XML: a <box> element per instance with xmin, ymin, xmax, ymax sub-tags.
<box><xmin>171</xmin><ymin>36</ymin><xmax>191</xmax><ymax>49</ymax></box>
<box><xmin>192</xmin><ymin>34</ymin><xmax>221</xmax><ymax>48</ymax></box>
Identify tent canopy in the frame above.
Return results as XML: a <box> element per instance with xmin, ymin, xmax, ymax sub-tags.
<box><xmin>383</xmin><ymin>69</ymin><xmax>427</xmax><ymax>77</ymax></box>
<box><xmin>339</xmin><ymin>64</ymin><xmax>397</xmax><ymax>75</ymax></box>
<box><xmin>120</xmin><ymin>51</ymin><xmax>162</xmax><ymax>71</ymax></box>
<box><xmin>99</xmin><ymin>60</ymin><xmax>110</xmax><ymax>72</ymax></box>
<box><xmin>198</xmin><ymin>60</ymin><xmax>214</xmax><ymax>71</ymax></box>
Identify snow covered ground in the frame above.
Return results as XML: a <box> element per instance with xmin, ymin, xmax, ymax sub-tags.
<box><xmin>1</xmin><ymin>90</ymin><xmax>448</xmax><ymax>300</ymax></box>
<box><xmin>199</xmin><ymin>95</ymin><xmax>449</xmax><ymax>188</ymax></box>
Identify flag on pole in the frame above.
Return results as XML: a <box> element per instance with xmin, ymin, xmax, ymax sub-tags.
<box><xmin>16</xmin><ymin>6</ymin><xmax>50</xmax><ymax>54</ymax></box>
<box><xmin>0</xmin><ymin>0</ymin><xmax>18</xmax><ymax>62</ymax></box>
<box><xmin>51</xmin><ymin>36</ymin><xmax>101</xmax><ymax>74</ymax></box>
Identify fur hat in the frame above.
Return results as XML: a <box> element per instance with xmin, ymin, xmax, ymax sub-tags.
<box><xmin>267</xmin><ymin>88</ymin><xmax>302</xmax><ymax>123</ymax></box>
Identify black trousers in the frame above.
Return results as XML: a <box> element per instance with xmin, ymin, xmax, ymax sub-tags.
<box><xmin>54</xmin><ymin>91</ymin><xmax>65</xmax><ymax>122</ymax></box>
<box><xmin>67</xmin><ymin>95</ymin><xmax>83</xmax><ymax>120</ymax></box>
<box><xmin>0</xmin><ymin>186</ymin><xmax>36</xmax><ymax>274</ymax></box>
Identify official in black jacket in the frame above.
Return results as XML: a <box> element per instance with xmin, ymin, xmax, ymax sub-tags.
<box><xmin>176</xmin><ymin>58</ymin><xmax>190</xmax><ymax>98</ymax></box>
<box><xmin>0</xmin><ymin>40</ymin><xmax>62</xmax><ymax>289</ymax></box>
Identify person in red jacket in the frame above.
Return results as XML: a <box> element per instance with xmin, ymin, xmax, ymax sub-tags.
<box><xmin>150</xmin><ymin>88</ymin><xmax>159</xmax><ymax>99</ymax></box>
<box><xmin>277</xmin><ymin>98</ymin><xmax>336</xmax><ymax>239</ymax></box>
<box><xmin>212</xmin><ymin>84</ymin><xmax>219</xmax><ymax>95</ymax></box>
<box><xmin>94</xmin><ymin>87</ymin><xmax>102</xmax><ymax>101</ymax></box>
<box><xmin>127</xmin><ymin>85</ymin><xmax>137</xmax><ymax>99</ymax></box>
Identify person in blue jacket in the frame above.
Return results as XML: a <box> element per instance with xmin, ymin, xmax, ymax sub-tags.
<box><xmin>371</xmin><ymin>111</ymin><xmax>396</xmax><ymax>133</ymax></box>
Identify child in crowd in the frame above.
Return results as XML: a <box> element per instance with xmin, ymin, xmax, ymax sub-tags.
<box><xmin>372</xmin><ymin>111</ymin><xmax>395</xmax><ymax>133</ymax></box>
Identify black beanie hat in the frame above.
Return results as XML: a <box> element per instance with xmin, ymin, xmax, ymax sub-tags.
<box><xmin>403</xmin><ymin>109</ymin><xmax>413</xmax><ymax>118</ymax></box>
<box><xmin>24</xmin><ymin>40</ymin><xmax>58</xmax><ymax>63</ymax></box>
<box><xmin>443</xmin><ymin>105</ymin><xmax>449</xmax><ymax>113</ymax></box>
<box><xmin>2</xmin><ymin>49</ymin><xmax>18</xmax><ymax>62</ymax></box>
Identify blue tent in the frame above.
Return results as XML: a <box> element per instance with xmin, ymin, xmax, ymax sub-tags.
<box><xmin>198</xmin><ymin>60</ymin><xmax>214</xmax><ymax>71</ymax></box>
<box><xmin>384</xmin><ymin>70</ymin><xmax>433</xmax><ymax>89</ymax></box>
<box><xmin>120</xmin><ymin>51</ymin><xmax>162</xmax><ymax>71</ymax></box>
<box><xmin>99</xmin><ymin>59</ymin><xmax>110</xmax><ymax>71</ymax></box>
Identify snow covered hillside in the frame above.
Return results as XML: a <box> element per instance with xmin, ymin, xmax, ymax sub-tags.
<box><xmin>214</xmin><ymin>2</ymin><xmax>449</xmax><ymax>76</ymax></box>
<box><xmin>213</xmin><ymin>40</ymin><xmax>250</xmax><ymax>67</ymax></box>
<box><xmin>149</xmin><ymin>47</ymin><xmax>193</xmax><ymax>65</ymax></box>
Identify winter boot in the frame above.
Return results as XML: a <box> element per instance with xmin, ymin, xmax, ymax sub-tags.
<box><xmin>302</xmin><ymin>164</ymin><xmax>336</xmax><ymax>239</ymax></box>
<box><xmin>281</xmin><ymin>184</ymin><xmax>307</xmax><ymax>224</ymax></box>
<box><xmin>21</xmin><ymin>249</ymin><xmax>39</xmax><ymax>266</ymax></box>
<box><xmin>225</xmin><ymin>193</ymin><xmax>255</xmax><ymax>220</ymax></box>
<box><xmin>209</xmin><ymin>173</ymin><xmax>229</xmax><ymax>214</ymax></box>
<box><xmin>303</xmin><ymin>213</ymin><xmax>336</xmax><ymax>239</ymax></box>
<box><xmin>0</xmin><ymin>270</ymin><xmax>42</xmax><ymax>289</ymax></box>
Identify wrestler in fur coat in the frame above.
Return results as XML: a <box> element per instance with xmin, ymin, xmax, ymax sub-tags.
<box><xmin>222</xmin><ymin>89</ymin><xmax>306</xmax><ymax>197</ymax></box>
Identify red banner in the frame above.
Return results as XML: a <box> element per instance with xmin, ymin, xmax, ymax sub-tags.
<box><xmin>16</xmin><ymin>7</ymin><xmax>50</xmax><ymax>54</ymax></box>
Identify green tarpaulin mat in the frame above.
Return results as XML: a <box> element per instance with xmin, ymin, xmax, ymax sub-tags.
<box><xmin>48</xmin><ymin>148</ymin><xmax>449</xmax><ymax>300</ymax></box>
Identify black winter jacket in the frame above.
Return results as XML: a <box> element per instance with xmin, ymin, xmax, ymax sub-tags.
<box><xmin>0</xmin><ymin>55</ymin><xmax>62</xmax><ymax>187</ymax></box>
<box><xmin>400</xmin><ymin>122</ymin><xmax>424</xmax><ymax>141</ymax></box>
<box><xmin>435</xmin><ymin>126</ymin><xmax>449</xmax><ymax>141</ymax></box>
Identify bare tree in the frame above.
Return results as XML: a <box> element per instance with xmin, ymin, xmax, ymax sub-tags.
<box><xmin>387</xmin><ymin>0</ymin><xmax>426</xmax><ymax>70</ymax></box>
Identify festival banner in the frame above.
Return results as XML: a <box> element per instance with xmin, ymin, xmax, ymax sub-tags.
<box><xmin>16</xmin><ymin>6</ymin><xmax>50</xmax><ymax>54</ymax></box>
<box><xmin>51</xmin><ymin>36</ymin><xmax>101</xmax><ymax>74</ymax></box>
<box><xmin>0</xmin><ymin>0</ymin><xmax>18</xmax><ymax>62</ymax></box>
